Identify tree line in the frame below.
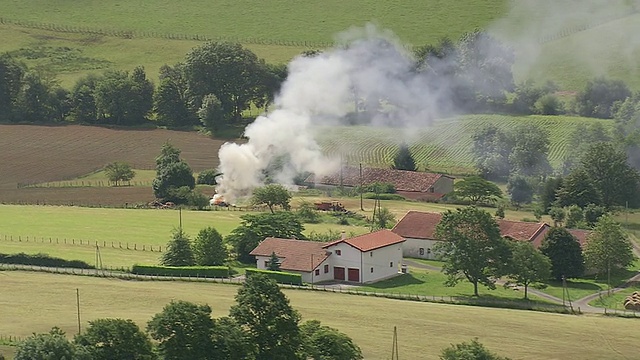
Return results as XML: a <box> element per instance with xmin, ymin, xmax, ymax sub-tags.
<box><xmin>434</xmin><ymin>207</ymin><xmax>635</xmax><ymax>298</ymax></box>
<box><xmin>2</xmin><ymin>29</ymin><xmax>640</xmax><ymax>130</ymax></box>
<box><xmin>11</xmin><ymin>274</ymin><xmax>363</xmax><ymax>360</ymax></box>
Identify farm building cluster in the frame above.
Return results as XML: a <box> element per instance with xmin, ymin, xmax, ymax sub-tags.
<box><xmin>250</xmin><ymin>210</ymin><xmax>592</xmax><ymax>284</ymax></box>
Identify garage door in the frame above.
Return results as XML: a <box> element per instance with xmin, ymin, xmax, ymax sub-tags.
<box><xmin>348</xmin><ymin>268</ymin><xmax>360</xmax><ymax>282</ymax></box>
<box><xmin>334</xmin><ymin>266</ymin><xmax>345</xmax><ymax>281</ymax></box>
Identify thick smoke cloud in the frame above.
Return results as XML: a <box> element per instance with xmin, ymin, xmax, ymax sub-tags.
<box><xmin>217</xmin><ymin>25</ymin><xmax>449</xmax><ymax>201</ymax></box>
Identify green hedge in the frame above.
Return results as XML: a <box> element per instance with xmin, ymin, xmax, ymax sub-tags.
<box><xmin>245</xmin><ymin>268</ymin><xmax>303</xmax><ymax>285</ymax></box>
<box><xmin>0</xmin><ymin>252</ymin><xmax>94</xmax><ymax>269</ymax></box>
<box><xmin>363</xmin><ymin>193</ymin><xmax>405</xmax><ymax>200</ymax></box>
<box><xmin>131</xmin><ymin>265</ymin><xmax>229</xmax><ymax>278</ymax></box>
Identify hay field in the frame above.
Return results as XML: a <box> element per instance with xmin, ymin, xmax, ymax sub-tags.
<box><xmin>0</xmin><ymin>271</ymin><xmax>636</xmax><ymax>360</ymax></box>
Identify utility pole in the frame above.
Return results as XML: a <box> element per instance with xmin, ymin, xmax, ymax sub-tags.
<box><xmin>391</xmin><ymin>326</ymin><xmax>399</xmax><ymax>360</ymax></box>
<box><xmin>311</xmin><ymin>254</ymin><xmax>314</xmax><ymax>287</ymax></box>
<box><xmin>179</xmin><ymin>207</ymin><xmax>183</xmax><ymax>230</ymax></box>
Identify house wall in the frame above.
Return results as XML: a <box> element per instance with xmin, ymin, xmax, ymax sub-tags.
<box><xmin>361</xmin><ymin>244</ymin><xmax>404</xmax><ymax>283</ymax></box>
<box><xmin>433</xmin><ymin>176</ymin><xmax>454</xmax><ymax>194</ymax></box>
<box><xmin>402</xmin><ymin>238</ymin><xmax>442</xmax><ymax>259</ymax></box>
<box><xmin>254</xmin><ymin>255</ymin><xmax>333</xmax><ymax>284</ymax></box>
<box><xmin>326</xmin><ymin>242</ymin><xmax>363</xmax><ymax>282</ymax></box>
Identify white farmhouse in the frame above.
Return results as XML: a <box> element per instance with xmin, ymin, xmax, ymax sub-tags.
<box><xmin>250</xmin><ymin>229</ymin><xmax>405</xmax><ymax>284</ymax></box>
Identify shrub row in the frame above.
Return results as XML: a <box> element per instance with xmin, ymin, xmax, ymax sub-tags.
<box><xmin>131</xmin><ymin>265</ymin><xmax>230</xmax><ymax>278</ymax></box>
<box><xmin>245</xmin><ymin>268</ymin><xmax>303</xmax><ymax>285</ymax></box>
<box><xmin>362</xmin><ymin>193</ymin><xmax>405</xmax><ymax>201</ymax></box>
<box><xmin>0</xmin><ymin>252</ymin><xmax>94</xmax><ymax>269</ymax></box>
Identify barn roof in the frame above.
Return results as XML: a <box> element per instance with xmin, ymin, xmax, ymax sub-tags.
<box><xmin>392</xmin><ymin>210</ymin><xmax>559</xmax><ymax>247</ymax></box>
<box><xmin>250</xmin><ymin>238</ymin><xmax>329</xmax><ymax>272</ymax></box>
<box><xmin>324</xmin><ymin>229</ymin><xmax>405</xmax><ymax>252</ymax></box>
<box><xmin>306</xmin><ymin>167</ymin><xmax>453</xmax><ymax>193</ymax></box>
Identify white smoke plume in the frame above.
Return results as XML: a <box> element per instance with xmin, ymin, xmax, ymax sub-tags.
<box><xmin>217</xmin><ymin>24</ymin><xmax>447</xmax><ymax>201</ymax></box>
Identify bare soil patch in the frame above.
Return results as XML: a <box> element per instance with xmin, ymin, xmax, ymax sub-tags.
<box><xmin>0</xmin><ymin>124</ymin><xmax>231</xmax><ymax>205</ymax></box>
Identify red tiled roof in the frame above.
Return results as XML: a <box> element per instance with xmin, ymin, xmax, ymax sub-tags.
<box><xmin>306</xmin><ymin>166</ymin><xmax>452</xmax><ymax>193</ymax></box>
<box><xmin>391</xmin><ymin>211</ymin><xmax>442</xmax><ymax>239</ymax></box>
<box><xmin>250</xmin><ymin>238</ymin><xmax>329</xmax><ymax>272</ymax></box>
<box><xmin>568</xmin><ymin>229</ymin><xmax>592</xmax><ymax>247</ymax></box>
<box><xmin>323</xmin><ymin>229</ymin><xmax>405</xmax><ymax>252</ymax></box>
<box><xmin>392</xmin><ymin>211</ymin><xmax>550</xmax><ymax>247</ymax></box>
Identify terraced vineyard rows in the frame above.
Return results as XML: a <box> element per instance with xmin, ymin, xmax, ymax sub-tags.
<box><xmin>315</xmin><ymin>114</ymin><xmax>613</xmax><ymax>174</ymax></box>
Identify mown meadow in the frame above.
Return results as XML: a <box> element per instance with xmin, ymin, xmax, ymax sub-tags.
<box><xmin>0</xmin><ymin>271</ymin><xmax>638</xmax><ymax>360</ymax></box>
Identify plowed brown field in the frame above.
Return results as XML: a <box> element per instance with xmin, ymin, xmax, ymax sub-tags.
<box><xmin>0</xmin><ymin>124</ymin><xmax>231</xmax><ymax>205</ymax></box>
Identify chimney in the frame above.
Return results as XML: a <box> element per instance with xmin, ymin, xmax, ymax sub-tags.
<box><xmin>341</xmin><ymin>230</ymin><xmax>346</xmax><ymax>240</ymax></box>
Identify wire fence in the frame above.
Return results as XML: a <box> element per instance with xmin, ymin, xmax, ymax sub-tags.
<box><xmin>0</xmin><ymin>234</ymin><xmax>163</xmax><ymax>252</ymax></box>
<box><xmin>538</xmin><ymin>9</ymin><xmax>639</xmax><ymax>44</ymax></box>
<box><xmin>0</xmin><ymin>17</ymin><xmax>334</xmax><ymax>48</ymax></box>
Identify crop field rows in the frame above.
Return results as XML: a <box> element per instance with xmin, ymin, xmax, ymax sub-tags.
<box><xmin>315</xmin><ymin>115</ymin><xmax>613</xmax><ymax>174</ymax></box>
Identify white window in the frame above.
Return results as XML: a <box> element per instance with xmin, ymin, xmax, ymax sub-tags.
<box><xmin>335</xmin><ymin>249</ymin><xmax>341</xmax><ymax>256</ymax></box>
<box><xmin>370</xmin><ymin>267</ymin><xmax>374</xmax><ymax>273</ymax></box>
<box><xmin>370</xmin><ymin>252</ymin><xmax>373</xmax><ymax>257</ymax></box>
<box><xmin>390</xmin><ymin>261</ymin><xmax>394</xmax><ymax>267</ymax></box>
<box><xmin>315</xmin><ymin>269</ymin><xmax>320</xmax><ymax>276</ymax></box>
<box><xmin>419</xmin><ymin>248</ymin><xmax>425</xmax><ymax>255</ymax></box>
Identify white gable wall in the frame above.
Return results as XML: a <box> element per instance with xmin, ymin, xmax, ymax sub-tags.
<box><xmin>361</xmin><ymin>244</ymin><xmax>403</xmax><ymax>283</ymax></box>
<box><xmin>403</xmin><ymin>238</ymin><xmax>442</xmax><ymax>259</ymax></box>
<box><xmin>254</xmin><ymin>255</ymin><xmax>333</xmax><ymax>284</ymax></box>
<box><xmin>326</xmin><ymin>242</ymin><xmax>363</xmax><ymax>281</ymax></box>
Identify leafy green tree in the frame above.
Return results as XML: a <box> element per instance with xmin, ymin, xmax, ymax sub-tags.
<box><xmin>495</xmin><ymin>204</ymin><xmax>505</xmax><ymax>219</ymax></box>
<box><xmin>512</xmin><ymin>79</ymin><xmax>555</xmax><ymax>114</ymax></box>
<box><xmin>507</xmin><ymin>175</ymin><xmax>534</xmax><ymax>206</ymax></box>
<box><xmin>584</xmin><ymin>216</ymin><xmax>635</xmax><ymax>279</ymax></box>
<box><xmin>548</xmin><ymin>207</ymin><xmax>566</xmax><ymax>227</ymax></box>
<box><xmin>74</xmin><ymin>318</ymin><xmax>156</xmax><ymax>360</ymax></box>
<box><xmin>94</xmin><ymin>69</ymin><xmax>152</xmax><ymax>125</ymax></box>
<box><xmin>540</xmin><ymin>227</ymin><xmax>584</xmax><ymax>280</ymax></box>
<box><xmin>576</xmin><ymin>77</ymin><xmax>631</xmax><ymax>119</ymax></box>
<box><xmin>226</xmin><ymin>212</ymin><xmax>305</xmax><ymax>263</ymax></box>
<box><xmin>184</xmin><ymin>41</ymin><xmax>266</xmax><ymax>120</ymax></box>
<box><xmin>555</xmin><ymin>168</ymin><xmax>602</xmax><ymax>208</ymax></box>
<box><xmin>565</xmin><ymin>205</ymin><xmax>585</xmax><ymax>229</ymax></box>
<box><xmin>152</xmin><ymin>143</ymin><xmax>195</xmax><ymax>202</ymax></box>
<box><xmin>0</xmin><ymin>54</ymin><xmax>25</xmax><ymax>122</ymax></box>
<box><xmin>187</xmin><ymin>190</ymin><xmax>210</xmax><ymax>210</ymax></box>
<box><xmin>471</xmin><ymin>125</ymin><xmax>512</xmax><ymax>180</ymax></box>
<box><xmin>147</xmin><ymin>301</ymin><xmax>215</xmax><ymax>360</ymax></box>
<box><xmin>69</xmin><ymin>74</ymin><xmax>100</xmax><ymax>123</ymax></box>
<box><xmin>508</xmin><ymin>123</ymin><xmax>551</xmax><ymax>178</ymax></box>
<box><xmin>584</xmin><ymin>204</ymin><xmax>607</xmax><ymax>226</ymax></box>
<box><xmin>211</xmin><ymin>317</ymin><xmax>253</xmax><ymax>360</ymax></box>
<box><xmin>540</xmin><ymin>177</ymin><xmax>563</xmax><ymax>213</ymax></box>
<box><xmin>455</xmin><ymin>29</ymin><xmax>515</xmax><ymax>111</ymax></box>
<box><xmin>434</xmin><ymin>207</ymin><xmax>510</xmax><ymax>296</ymax></box>
<box><xmin>16</xmin><ymin>71</ymin><xmax>59</xmax><ymax>122</ymax></box>
<box><xmin>506</xmin><ymin>241</ymin><xmax>551</xmax><ymax>299</ymax></box>
<box><xmin>104</xmin><ymin>161</ymin><xmax>135</xmax><ymax>186</ymax></box>
<box><xmin>251</xmin><ymin>184</ymin><xmax>292</xmax><ymax>213</ymax></box>
<box><xmin>154</xmin><ymin>64</ymin><xmax>197</xmax><ymax>127</ymax></box>
<box><xmin>534</xmin><ymin>93</ymin><xmax>563</xmax><ymax>115</ymax></box>
<box><xmin>196</xmin><ymin>169</ymin><xmax>222</xmax><ymax>185</ymax></box>
<box><xmin>440</xmin><ymin>338</ymin><xmax>511</xmax><ymax>360</ymax></box>
<box><xmin>14</xmin><ymin>327</ymin><xmax>78</xmax><ymax>360</ymax></box>
<box><xmin>563</xmin><ymin>123</ymin><xmax>611</xmax><ymax>173</ymax></box>
<box><xmin>198</xmin><ymin>93</ymin><xmax>224</xmax><ymax>133</ymax></box>
<box><xmin>391</xmin><ymin>143</ymin><xmax>417</xmax><ymax>171</ymax></box>
<box><xmin>255</xmin><ymin>62</ymin><xmax>288</xmax><ymax>110</ymax></box>
<box><xmin>193</xmin><ymin>227</ymin><xmax>227</xmax><ymax>266</ymax></box>
<box><xmin>161</xmin><ymin>228</ymin><xmax>195</xmax><ymax>266</ymax></box>
<box><xmin>300</xmin><ymin>320</ymin><xmax>363</xmax><ymax>360</ymax></box>
<box><xmin>296</xmin><ymin>200</ymin><xmax>320</xmax><ymax>223</ymax></box>
<box><xmin>373</xmin><ymin>207</ymin><xmax>396</xmax><ymax>229</ymax></box>
<box><xmin>230</xmin><ymin>273</ymin><xmax>301</xmax><ymax>360</ymax></box>
<box><xmin>267</xmin><ymin>251</ymin><xmax>281</xmax><ymax>271</ymax></box>
<box><xmin>580</xmin><ymin>142</ymin><xmax>640</xmax><ymax>208</ymax></box>
<box><xmin>454</xmin><ymin>176</ymin><xmax>503</xmax><ymax>204</ymax></box>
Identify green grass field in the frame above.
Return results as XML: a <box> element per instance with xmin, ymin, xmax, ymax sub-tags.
<box><xmin>589</xmin><ymin>284</ymin><xmax>640</xmax><ymax>309</ymax></box>
<box><xmin>0</xmin><ymin>271</ymin><xmax>637</xmax><ymax>360</ymax></box>
<box><xmin>1</xmin><ymin>0</ymin><xmax>639</xmax><ymax>90</ymax></box>
<box><xmin>316</xmin><ymin>114</ymin><xmax>612</xmax><ymax>173</ymax></box>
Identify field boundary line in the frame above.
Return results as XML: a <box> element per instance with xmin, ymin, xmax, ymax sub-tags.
<box><xmin>0</xmin><ymin>17</ymin><xmax>334</xmax><ymax>48</ymax></box>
